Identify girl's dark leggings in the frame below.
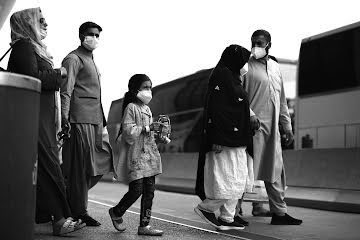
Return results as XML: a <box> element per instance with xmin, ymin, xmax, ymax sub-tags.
<box><xmin>113</xmin><ymin>176</ymin><xmax>155</xmax><ymax>227</ymax></box>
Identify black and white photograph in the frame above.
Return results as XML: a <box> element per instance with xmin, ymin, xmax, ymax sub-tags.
<box><xmin>1</xmin><ymin>0</ymin><xmax>360</xmax><ymax>239</ymax></box>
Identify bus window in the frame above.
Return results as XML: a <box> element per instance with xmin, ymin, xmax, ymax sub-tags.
<box><xmin>298</xmin><ymin>25</ymin><xmax>360</xmax><ymax>96</ymax></box>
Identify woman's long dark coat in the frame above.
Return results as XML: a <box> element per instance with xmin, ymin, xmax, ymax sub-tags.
<box><xmin>7</xmin><ymin>39</ymin><xmax>72</xmax><ymax>222</ymax></box>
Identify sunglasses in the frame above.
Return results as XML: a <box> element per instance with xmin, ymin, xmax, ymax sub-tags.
<box><xmin>83</xmin><ymin>33</ymin><xmax>100</xmax><ymax>38</ymax></box>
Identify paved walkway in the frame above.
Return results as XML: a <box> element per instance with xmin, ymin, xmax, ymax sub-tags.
<box><xmin>34</xmin><ymin>182</ymin><xmax>360</xmax><ymax>240</ymax></box>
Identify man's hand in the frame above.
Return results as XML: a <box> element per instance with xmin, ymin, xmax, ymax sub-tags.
<box><xmin>250</xmin><ymin>115</ymin><xmax>260</xmax><ymax>131</ymax></box>
<box><xmin>284</xmin><ymin>130</ymin><xmax>294</xmax><ymax>146</ymax></box>
<box><xmin>59</xmin><ymin>118</ymin><xmax>71</xmax><ymax>141</ymax></box>
<box><xmin>59</xmin><ymin>67</ymin><xmax>67</xmax><ymax>78</ymax></box>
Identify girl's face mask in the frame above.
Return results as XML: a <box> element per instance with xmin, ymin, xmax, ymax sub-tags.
<box><xmin>137</xmin><ymin>89</ymin><xmax>152</xmax><ymax>104</ymax></box>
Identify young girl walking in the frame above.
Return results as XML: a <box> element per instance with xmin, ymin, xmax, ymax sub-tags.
<box><xmin>109</xmin><ymin>74</ymin><xmax>164</xmax><ymax>236</ymax></box>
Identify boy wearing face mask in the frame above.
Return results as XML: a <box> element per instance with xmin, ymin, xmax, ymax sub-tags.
<box><xmin>237</xmin><ymin>29</ymin><xmax>302</xmax><ymax>225</ymax></box>
<box><xmin>60</xmin><ymin>21</ymin><xmax>113</xmax><ymax>227</ymax></box>
<box><xmin>109</xmin><ymin>74</ymin><xmax>164</xmax><ymax>236</ymax></box>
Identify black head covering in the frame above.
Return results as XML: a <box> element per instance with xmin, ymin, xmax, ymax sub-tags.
<box><xmin>220</xmin><ymin>44</ymin><xmax>250</xmax><ymax>74</ymax></box>
<box><xmin>206</xmin><ymin>44</ymin><xmax>251</xmax><ymax>147</ymax></box>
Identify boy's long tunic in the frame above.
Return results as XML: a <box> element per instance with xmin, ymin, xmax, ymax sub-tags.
<box><xmin>60</xmin><ymin>46</ymin><xmax>113</xmax><ymax>216</ymax></box>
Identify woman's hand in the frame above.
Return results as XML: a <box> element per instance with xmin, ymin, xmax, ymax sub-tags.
<box><xmin>212</xmin><ymin>144</ymin><xmax>223</xmax><ymax>153</ymax></box>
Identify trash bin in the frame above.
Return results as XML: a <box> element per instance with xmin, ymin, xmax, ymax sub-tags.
<box><xmin>0</xmin><ymin>72</ymin><xmax>41</xmax><ymax>240</ymax></box>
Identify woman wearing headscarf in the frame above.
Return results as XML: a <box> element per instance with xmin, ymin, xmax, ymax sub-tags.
<box><xmin>7</xmin><ymin>8</ymin><xmax>84</xmax><ymax>236</ymax></box>
<box><xmin>194</xmin><ymin>45</ymin><xmax>251</xmax><ymax>230</ymax></box>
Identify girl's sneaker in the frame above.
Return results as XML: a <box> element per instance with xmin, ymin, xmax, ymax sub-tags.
<box><xmin>138</xmin><ymin>225</ymin><xmax>163</xmax><ymax>236</ymax></box>
<box><xmin>108</xmin><ymin>207</ymin><xmax>126</xmax><ymax>232</ymax></box>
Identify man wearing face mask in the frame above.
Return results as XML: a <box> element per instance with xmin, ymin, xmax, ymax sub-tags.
<box><xmin>238</xmin><ymin>29</ymin><xmax>302</xmax><ymax>225</ymax></box>
<box><xmin>60</xmin><ymin>21</ymin><xmax>113</xmax><ymax>226</ymax></box>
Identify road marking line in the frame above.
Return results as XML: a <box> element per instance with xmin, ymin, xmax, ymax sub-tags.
<box><xmin>89</xmin><ymin>199</ymin><xmax>254</xmax><ymax>240</ymax></box>
<box><xmin>89</xmin><ymin>196</ymin><xmax>208</xmax><ymax>225</ymax></box>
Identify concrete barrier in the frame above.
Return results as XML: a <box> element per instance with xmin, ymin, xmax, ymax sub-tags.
<box><xmin>283</xmin><ymin>148</ymin><xmax>360</xmax><ymax>190</ymax></box>
<box><xmin>156</xmin><ymin>153</ymin><xmax>198</xmax><ymax>194</ymax></box>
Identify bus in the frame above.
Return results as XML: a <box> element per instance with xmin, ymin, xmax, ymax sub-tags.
<box><xmin>296</xmin><ymin>21</ymin><xmax>360</xmax><ymax>150</ymax></box>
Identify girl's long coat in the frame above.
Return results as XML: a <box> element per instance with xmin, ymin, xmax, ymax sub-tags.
<box><xmin>113</xmin><ymin>103</ymin><xmax>162</xmax><ymax>183</ymax></box>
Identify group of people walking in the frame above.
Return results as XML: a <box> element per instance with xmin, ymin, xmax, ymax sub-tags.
<box><xmin>5</xmin><ymin>6</ymin><xmax>301</xmax><ymax>238</ymax></box>
<box><xmin>6</xmin><ymin>7</ymin><xmax>164</xmax><ymax>236</ymax></box>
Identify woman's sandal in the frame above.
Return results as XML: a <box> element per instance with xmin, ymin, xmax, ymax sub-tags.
<box><xmin>52</xmin><ymin>218</ymin><xmax>83</xmax><ymax>236</ymax></box>
<box><xmin>74</xmin><ymin>219</ymin><xmax>86</xmax><ymax>230</ymax></box>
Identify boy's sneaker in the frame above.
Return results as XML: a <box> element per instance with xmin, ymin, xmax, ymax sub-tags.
<box><xmin>217</xmin><ymin>218</ymin><xmax>245</xmax><ymax>230</ymax></box>
<box><xmin>194</xmin><ymin>206</ymin><xmax>221</xmax><ymax>229</ymax></box>
<box><xmin>234</xmin><ymin>215</ymin><xmax>249</xmax><ymax>226</ymax></box>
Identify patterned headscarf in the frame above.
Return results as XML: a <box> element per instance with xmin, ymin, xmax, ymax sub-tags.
<box><xmin>10</xmin><ymin>7</ymin><xmax>54</xmax><ymax>67</ymax></box>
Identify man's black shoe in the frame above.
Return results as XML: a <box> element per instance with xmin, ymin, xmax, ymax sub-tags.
<box><xmin>217</xmin><ymin>218</ymin><xmax>245</xmax><ymax>230</ymax></box>
<box><xmin>234</xmin><ymin>215</ymin><xmax>249</xmax><ymax>226</ymax></box>
<box><xmin>271</xmin><ymin>213</ymin><xmax>303</xmax><ymax>225</ymax></box>
<box><xmin>194</xmin><ymin>206</ymin><xmax>221</xmax><ymax>229</ymax></box>
<box><xmin>78</xmin><ymin>214</ymin><xmax>101</xmax><ymax>226</ymax></box>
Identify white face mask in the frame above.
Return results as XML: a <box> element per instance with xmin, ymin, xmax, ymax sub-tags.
<box><xmin>251</xmin><ymin>43</ymin><xmax>269</xmax><ymax>59</ymax></box>
<box><xmin>39</xmin><ymin>29</ymin><xmax>47</xmax><ymax>40</ymax></box>
<box><xmin>137</xmin><ymin>89</ymin><xmax>152</xmax><ymax>104</ymax></box>
<box><xmin>240</xmin><ymin>63</ymin><xmax>248</xmax><ymax>77</ymax></box>
<box><xmin>83</xmin><ymin>36</ymin><xmax>99</xmax><ymax>51</ymax></box>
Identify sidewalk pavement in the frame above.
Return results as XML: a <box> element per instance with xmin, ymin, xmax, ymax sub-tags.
<box><xmin>34</xmin><ymin>181</ymin><xmax>360</xmax><ymax>240</ymax></box>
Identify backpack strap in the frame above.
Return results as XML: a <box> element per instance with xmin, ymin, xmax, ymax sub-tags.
<box><xmin>0</xmin><ymin>46</ymin><xmax>12</xmax><ymax>62</ymax></box>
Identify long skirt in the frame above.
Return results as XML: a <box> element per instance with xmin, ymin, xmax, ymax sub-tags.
<box><xmin>35</xmin><ymin>141</ymin><xmax>72</xmax><ymax>223</ymax></box>
<box><xmin>204</xmin><ymin>146</ymin><xmax>248</xmax><ymax>199</ymax></box>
